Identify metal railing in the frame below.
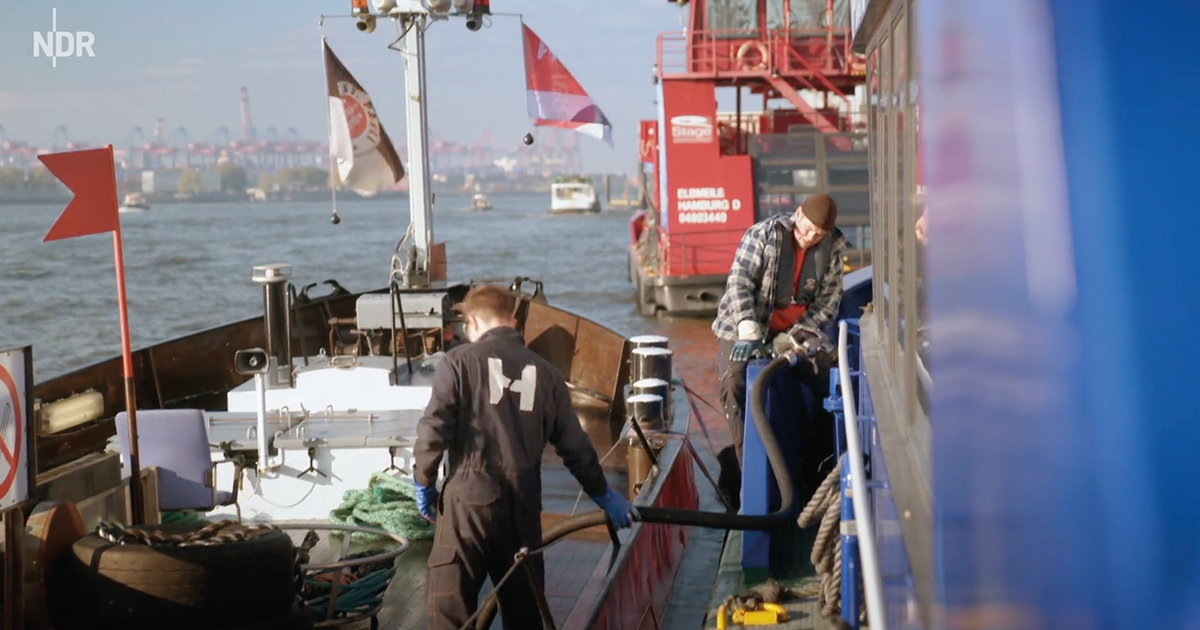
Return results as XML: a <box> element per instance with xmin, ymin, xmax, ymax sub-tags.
<box><xmin>656</xmin><ymin>28</ymin><xmax>863</xmax><ymax>84</ymax></box>
<box><xmin>836</xmin><ymin>320</ymin><xmax>887</xmax><ymax>628</ymax></box>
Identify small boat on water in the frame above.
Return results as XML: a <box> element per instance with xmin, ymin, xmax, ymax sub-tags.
<box><xmin>550</xmin><ymin>176</ymin><xmax>601</xmax><ymax>214</ymax></box>
<box><xmin>118</xmin><ymin>192</ymin><xmax>149</xmax><ymax>213</ymax></box>
<box><xmin>470</xmin><ymin>192</ymin><xmax>492</xmax><ymax>210</ymax></box>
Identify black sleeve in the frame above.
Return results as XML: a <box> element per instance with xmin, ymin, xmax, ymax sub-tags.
<box><xmin>546</xmin><ymin>374</ymin><xmax>609</xmax><ymax>498</ymax></box>
<box><xmin>414</xmin><ymin>354</ymin><xmax>461</xmax><ymax>488</ymax></box>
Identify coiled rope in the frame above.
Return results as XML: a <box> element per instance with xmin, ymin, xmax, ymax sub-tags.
<box><xmin>95</xmin><ymin>519</ymin><xmax>276</xmax><ymax>547</ymax></box>
<box><xmin>798</xmin><ymin>456</ymin><xmax>845</xmax><ymax>618</ymax></box>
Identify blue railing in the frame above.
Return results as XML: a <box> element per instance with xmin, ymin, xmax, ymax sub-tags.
<box><xmin>827</xmin><ymin>319</ymin><xmax>920</xmax><ymax>629</ymax></box>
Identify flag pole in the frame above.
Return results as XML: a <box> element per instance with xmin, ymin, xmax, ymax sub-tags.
<box><xmin>37</xmin><ymin>144</ymin><xmax>144</xmax><ymax>524</ymax></box>
<box><xmin>108</xmin><ymin>148</ymin><xmax>145</xmax><ymax>526</ymax></box>
<box><xmin>321</xmin><ymin>36</ymin><xmax>342</xmax><ymax>225</ymax></box>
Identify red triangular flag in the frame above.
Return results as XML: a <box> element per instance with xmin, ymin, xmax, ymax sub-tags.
<box><xmin>40</xmin><ymin>145</ymin><xmax>120</xmax><ymax>242</ymax></box>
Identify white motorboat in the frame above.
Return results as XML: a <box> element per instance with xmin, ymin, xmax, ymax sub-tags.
<box><xmin>550</xmin><ymin>176</ymin><xmax>601</xmax><ymax>214</ymax></box>
<box><xmin>470</xmin><ymin>192</ymin><xmax>492</xmax><ymax>210</ymax></box>
<box><xmin>118</xmin><ymin>192</ymin><xmax>150</xmax><ymax>213</ymax></box>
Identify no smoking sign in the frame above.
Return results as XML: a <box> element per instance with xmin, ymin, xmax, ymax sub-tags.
<box><xmin>0</xmin><ymin>347</ymin><xmax>32</xmax><ymax>511</ymax></box>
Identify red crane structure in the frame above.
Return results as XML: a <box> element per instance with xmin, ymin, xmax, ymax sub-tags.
<box><xmin>629</xmin><ymin>0</ymin><xmax>870</xmax><ymax>316</ymax></box>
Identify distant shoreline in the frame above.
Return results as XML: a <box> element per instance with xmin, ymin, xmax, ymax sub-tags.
<box><xmin>0</xmin><ymin>189</ymin><xmax>553</xmax><ymax>207</ymax></box>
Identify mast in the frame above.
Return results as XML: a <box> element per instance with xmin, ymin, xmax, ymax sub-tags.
<box><xmin>399</xmin><ymin>7</ymin><xmax>434</xmax><ymax>288</ymax></box>
<box><xmin>356</xmin><ymin>0</ymin><xmax>487</xmax><ymax>287</ymax></box>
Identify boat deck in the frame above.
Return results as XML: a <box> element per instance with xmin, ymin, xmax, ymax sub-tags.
<box><xmin>648</xmin><ymin>322</ymin><xmax>845</xmax><ymax>630</ymax></box>
<box><xmin>291</xmin><ymin>461</ymin><xmax>629</xmax><ymax>630</ymax></box>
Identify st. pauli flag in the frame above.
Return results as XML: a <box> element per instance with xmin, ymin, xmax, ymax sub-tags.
<box><xmin>522</xmin><ymin>23</ymin><xmax>613</xmax><ymax>147</ymax></box>
<box><xmin>323</xmin><ymin>38</ymin><xmax>405</xmax><ymax>196</ymax></box>
<box><xmin>38</xmin><ymin>145</ymin><xmax>147</xmax><ymax>524</ymax></box>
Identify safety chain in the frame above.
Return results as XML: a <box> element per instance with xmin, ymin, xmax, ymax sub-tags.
<box><xmin>95</xmin><ymin>519</ymin><xmax>277</xmax><ymax>547</ymax></box>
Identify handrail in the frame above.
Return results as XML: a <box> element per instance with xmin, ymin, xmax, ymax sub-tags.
<box><xmin>837</xmin><ymin>320</ymin><xmax>887</xmax><ymax>629</ymax></box>
<box><xmin>656</xmin><ymin>28</ymin><xmax>858</xmax><ymax>79</ymax></box>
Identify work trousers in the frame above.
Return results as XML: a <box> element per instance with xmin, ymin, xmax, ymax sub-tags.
<box><xmin>425</xmin><ymin>476</ymin><xmax>545</xmax><ymax>630</ymax></box>
<box><xmin>715</xmin><ymin>338</ymin><xmax>830</xmax><ymax>465</ymax></box>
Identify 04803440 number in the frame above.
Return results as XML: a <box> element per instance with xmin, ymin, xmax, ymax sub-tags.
<box><xmin>677</xmin><ymin>211</ymin><xmax>728</xmax><ymax>224</ymax></box>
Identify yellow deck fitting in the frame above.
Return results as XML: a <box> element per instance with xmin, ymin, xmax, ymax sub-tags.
<box><xmin>720</xmin><ymin>601</ymin><xmax>789</xmax><ymax>626</ymax></box>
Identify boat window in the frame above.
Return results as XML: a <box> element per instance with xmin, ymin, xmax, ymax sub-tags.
<box><xmin>765</xmin><ymin>0</ymin><xmax>785</xmax><ymax>30</ymax></box>
<box><xmin>865</xmin><ymin>2</ymin><xmax>929</xmax><ymax>423</ymax></box>
<box><xmin>707</xmin><ymin>0</ymin><xmax>758</xmax><ymax>35</ymax></box>
<box><xmin>752</xmin><ymin>133</ymin><xmax>818</xmax><ymax>159</ymax></box>
<box><xmin>825</xmin><ymin>134</ymin><xmax>870</xmax><ymax>158</ymax></box>
<box><xmin>832</xmin><ymin>191</ymin><xmax>869</xmax><ymax>217</ymax></box>
<box><xmin>788</xmin><ymin>0</ymin><xmax>827</xmax><ymax>30</ymax></box>
<box><xmin>756</xmin><ymin>192</ymin><xmax>800</xmax><ymax>221</ymax></box>
<box><xmin>828</xmin><ymin>163</ymin><xmax>869</xmax><ymax>187</ymax></box>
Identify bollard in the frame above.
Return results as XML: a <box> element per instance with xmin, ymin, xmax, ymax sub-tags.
<box><xmin>631</xmin><ymin>346</ymin><xmax>672</xmax><ymax>386</ymax></box>
<box><xmin>631</xmin><ymin>378</ymin><xmax>670</xmax><ymax>430</ymax></box>
<box><xmin>625</xmin><ymin>393</ymin><xmax>664</xmax><ymax>497</ymax></box>
<box><xmin>628</xmin><ymin>335</ymin><xmax>668</xmax><ymax>384</ymax></box>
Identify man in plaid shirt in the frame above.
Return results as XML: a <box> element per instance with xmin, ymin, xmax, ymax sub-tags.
<box><xmin>712</xmin><ymin>194</ymin><xmax>848</xmax><ymax>468</ymax></box>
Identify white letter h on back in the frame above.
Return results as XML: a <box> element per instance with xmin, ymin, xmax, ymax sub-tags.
<box><xmin>488</xmin><ymin>358</ymin><xmax>537</xmax><ymax>411</ymax></box>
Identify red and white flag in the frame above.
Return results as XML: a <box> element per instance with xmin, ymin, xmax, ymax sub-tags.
<box><xmin>522</xmin><ymin>23</ymin><xmax>613</xmax><ymax>147</ymax></box>
<box><xmin>323</xmin><ymin>39</ymin><xmax>405</xmax><ymax>196</ymax></box>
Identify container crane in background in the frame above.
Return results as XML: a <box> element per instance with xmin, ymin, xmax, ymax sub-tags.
<box><xmin>1</xmin><ymin>85</ymin><xmax>589</xmax><ymax>189</ymax></box>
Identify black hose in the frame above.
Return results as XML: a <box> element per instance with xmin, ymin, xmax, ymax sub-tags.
<box><xmin>637</xmin><ymin>351</ymin><xmax>799</xmax><ymax>529</ymax></box>
<box><xmin>472</xmin><ymin>352</ymin><xmax>801</xmax><ymax>630</ymax></box>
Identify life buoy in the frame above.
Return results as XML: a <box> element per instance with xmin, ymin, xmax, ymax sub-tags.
<box><xmin>735</xmin><ymin>41</ymin><xmax>770</xmax><ymax>71</ymax></box>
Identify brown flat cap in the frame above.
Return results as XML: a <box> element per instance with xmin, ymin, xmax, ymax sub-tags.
<box><xmin>800</xmin><ymin>194</ymin><xmax>838</xmax><ymax>231</ymax></box>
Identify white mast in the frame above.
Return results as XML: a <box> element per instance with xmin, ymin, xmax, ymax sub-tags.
<box><xmin>398</xmin><ymin>5</ymin><xmax>434</xmax><ymax>288</ymax></box>
<box><xmin>363</xmin><ymin>0</ymin><xmax>482</xmax><ymax>287</ymax></box>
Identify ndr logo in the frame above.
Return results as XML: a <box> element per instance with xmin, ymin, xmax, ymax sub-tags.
<box><xmin>33</xmin><ymin>9</ymin><xmax>95</xmax><ymax>68</ymax></box>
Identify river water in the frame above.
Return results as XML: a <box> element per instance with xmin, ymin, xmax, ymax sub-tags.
<box><xmin>0</xmin><ymin>193</ymin><xmax>719</xmax><ymax>384</ymax></box>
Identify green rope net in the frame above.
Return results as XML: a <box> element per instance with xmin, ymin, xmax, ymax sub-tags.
<box><xmin>329</xmin><ymin>471</ymin><xmax>436</xmax><ymax>541</ymax></box>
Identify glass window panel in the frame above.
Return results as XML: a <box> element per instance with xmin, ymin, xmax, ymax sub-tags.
<box><xmin>894</xmin><ymin>11</ymin><xmax>908</xmax><ymax>358</ymax></box>
<box><xmin>825</xmin><ymin>134</ymin><xmax>870</xmax><ymax>158</ymax></box>
<box><xmin>832</xmin><ymin>0</ymin><xmax>851</xmax><ymax>28</ymax></box>
<box><xmin>708</xmin><ymin>0</ymin><xmax>758</xmax><ymax>33</ymax></box>
<box><xmin>790</xmin><ymin>0</ymin><xmax>826</xmax><ymax>29</ymax></box>
<box><xmin>756</xmin><ymin>164</ymin><xmax>818</xmax><ymax>189</ymax></box>
<box><xmin>766</xmin><ymin>0</ymin><xmax>786</xmax><ymax>30</ymax></box>
<box><xmin>754</xmin><ymin>134</ymin><xmax>818</xmax><ymax>159</ymax></box>
<box><xmin>868</xmin><ymin>45</ymin><xmax>885</xmax><ymax>342</ymax></box>
<box><xmin>756</xmin><ymin>192</ymin><xmax>800</xmax><ymax>221</ymax></box>
<box><xmin>832</xmin><ymin>190</ymin><xmax>870</xmax><ymax>217</ymax></box>
<box><xmin>828</xmin><ymin>163</ymin><xmax>870</xmax><ymax>186</ymax></box>
<box><xmin>794</xmin><ymin>167</ymin><xmax>819</xmax><ymax>188</ymax></box>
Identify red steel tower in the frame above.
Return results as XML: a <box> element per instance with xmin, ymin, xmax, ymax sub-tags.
<box><xmin>630</xmin><ymin>0</ymin><xmax>870</xmax><ymax>316</ymax></box>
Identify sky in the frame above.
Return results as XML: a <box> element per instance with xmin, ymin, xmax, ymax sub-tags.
<box><xmin>0</xmin><ymin>0</ymin><xmax>687</xmax><ymax>174</ymax></box>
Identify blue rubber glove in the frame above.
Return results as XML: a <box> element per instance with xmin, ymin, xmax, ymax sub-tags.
<box><xmin>590</xmin><ymin>487</ymin><xmax>639</xmax><ymax>529</ymax></box>
<box><xmin>414</xmin><ymin>482</ymin><xmax>438</xmax><ymax>523</ymax></box>
<box><xmin>729</xmin><ymin>339</ymin><xmax>767</xmax><ymax>363</ymax></box>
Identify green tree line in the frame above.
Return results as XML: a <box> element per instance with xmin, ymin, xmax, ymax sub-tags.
<box><xmin>257</xmin><ymin>167</ymin><xmax>330</xmax><ymax>191</ymax></box>
<box><xmin>0</xmin><ymin>167</ymin><xmax>65</xmax><ymax>192</ymax></box>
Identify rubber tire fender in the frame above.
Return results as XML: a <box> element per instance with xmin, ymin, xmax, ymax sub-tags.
<box><xmin>52</xmin><ymin>523</ymin><xmax>299</xmax><ymax>630</ymax></box>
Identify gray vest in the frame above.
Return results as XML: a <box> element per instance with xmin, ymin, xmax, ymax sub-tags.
<box><xmin>774</xmin><ymin>225</ymin><xmax>833</xmax><ymax>309</ymax></box>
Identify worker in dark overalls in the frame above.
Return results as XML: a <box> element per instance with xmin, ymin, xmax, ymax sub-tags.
<box><xmin>412</xmin><ymin>284</ymin><xmax>637</xmax><ymax>630</ymax></box>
